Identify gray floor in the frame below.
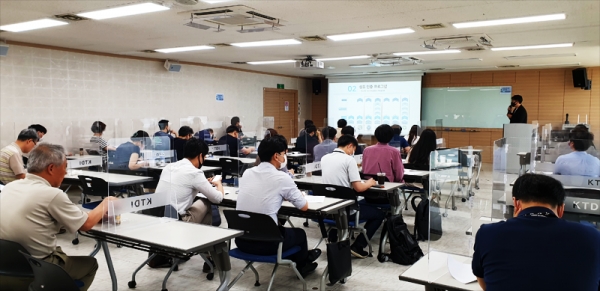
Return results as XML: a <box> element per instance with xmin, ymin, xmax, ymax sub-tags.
<box><xmin>58</xmin><ymin>164</ymin><xmax>496</xmax><ymax>291</ymax></box>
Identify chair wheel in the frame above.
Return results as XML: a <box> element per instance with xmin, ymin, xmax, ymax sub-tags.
<box><xmin>206</xmin><ymin>273</ymin><xmax>214</xmax><ymax>280</ymax></box>
<box><xmin>254</xmin><ymin>281</ymin><xmax>261</xmax><ymax>287</ymax></box>
<box><xmin>161</xmin><ymin>289</ymin><xmax>168</xmax><ymax>291</ymax></box>
<box><xmin>452</xmin><ymin>206</ymin><xmax>457</xmax><ymax>211</ymax></box>
<box><xmin>461</xmin><ymin>198</ymin><xmax>466</xmax><ymax>202</ymax></box>
<box><xmin>341</xmin><ymin>278</ymin><xmax>347</xmax><ymax>284</ymax></box>
<box><xmin>377</xmin><ymin>253</ymin><xmax>387</xmax><ymax>263</ymax></box>
<box><xmin>303</xmin><ymin>222</ymin><xmax>309</xmax><ymax>227</ymax></box>
<box><xmin>117</xmin><ymin>244</ymin><xmax>122</xmax><ymax>248</ymax></box>
<box><xmin>72</xmin><ymin>238</ymin><xmax>79</xmax><ymax>245</ymax></box>
<box><xmin>442</xmin><ymin>213</ymin><xmax>448</xmax><ymax>217</ymax></box>
<box><xmin>128</xmin><ymin>281</ymin><xmax>136</xmax><ymax>288</ymax></box>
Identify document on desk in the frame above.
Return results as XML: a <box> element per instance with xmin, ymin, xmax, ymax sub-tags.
<box><xmin>304</xmin><ymin>196</ymin><xmax>325</xmax><ymax>203</ymax></box>
<box><xmin>447</xmin><ymin>256</ymin><xmax>476</xmax><ymax>284</ymax></box>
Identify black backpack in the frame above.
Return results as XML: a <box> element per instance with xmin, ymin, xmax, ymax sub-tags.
<box><xmin>411</xmin><ymin>195</ymin><xmax>442</xmax><ymax>241</ymax></box>
<box><xmin>379</xmin><ymin>214</ymin><xmax>424</xmax><ymax>265</ymax></box>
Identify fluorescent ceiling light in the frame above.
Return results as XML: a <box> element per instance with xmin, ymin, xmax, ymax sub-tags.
<box><xmin>316</xmin><ymin>55</ymin><xmax>370</xmax><ymax>61</ymax></box>
<box><xmin>155</xmin><ymin>45</ymin><xmax>215</xmax><ymax>53</ymax></box>
<box><xmin>247</xmin><ymin>60</ymin><xmax>296</xmax><ymax>65</ymax></box>
<box><xmin>393</xmin><ymin>50</ymin><xmax>461</xmax><ymax>56</ymax></box>
<box><xmin>327</xmin><ymin>28</ymin><xmax>414</xmax><ymax>41</ymax></box>
<box><xmin>504</xmin><ymin>53</ymin><xmax>576</xmax><ymax>59</ymax></box>
<box><xmin>520</xmin><ymin>62</ymin><xmax>581</xmax><ymax>67</ymax></box>
<box><xmin>453</xmin><ymin>13</ymin><xmax>565</xmax><ymax>28</ymax></box>
<box><xmin>77</xmin><ymin>3</ymin><xmax>169</xmax><ymax>20</ymax></box>
<box><xmin>0</xmin><ymin>18</ymin><xmax>68</xmax><ymax>32</ymax></box>
<box><xmin>491</xmin><ymin>43</ymin><xmax>573</xmax><ymax>51</ymax></box>
<box><xmin>230</xmin><ymin>39</ymin><xmax>301</xmax><ymax>48</ymax></box>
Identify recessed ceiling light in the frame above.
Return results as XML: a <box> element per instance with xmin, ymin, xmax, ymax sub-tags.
<box><xmin>0</xmin><ymin>18</ymin><xmax>68</xmax><ymax>32</ymax></box>
<box><xmin>393</xmin><ymin>50</ymin><xmax>461</xmax><ymax>56</ymax></box>
<box><xmin>504</xmin><ymin>53</ymin><xmax>576</xmax><ymax>60</ymax></box>
<box><xmin>76</xmin><ymin>3</ymin><xmax>169</xmax><ymax>20</ymax></box>
<box><xmin>327</xmin><ymin>28</ymin><xmax>414</xmax><ymax>41</ymax></box>
<box><xmin>453</xmin><ymin>13</ymin><xmax>565</xmax><ymax>28</ymax></box>
<box><xmin>230</xmin><ymin>39</ymin><xmax>301</xmax><ymax>48</ymax></box>
<box><xmin>491</xmin><ymin>43</ymin><xmax>573</xmax><ymax>51</ymax></box>
<box><xmin>155</xmin><ymin>45</ymin><xmax>215</xmax><ymax>53</ymax></box>
<box><xmin>316</xmin><ymin>55</ymin><xmax>371</xmax><ymax>61</ymax></box>
<box><xmin>247</xmin><ymin>60</ymin><xmax>296</xmax><ymax>65</ymax></box>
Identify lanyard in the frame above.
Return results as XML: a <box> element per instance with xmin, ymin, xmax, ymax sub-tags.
<box><xmin>520</xmin><ymin>209</ymin><xmax>557</xmax><ymax>218</ymax></box>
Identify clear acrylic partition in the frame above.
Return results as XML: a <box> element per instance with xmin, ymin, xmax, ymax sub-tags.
<box><xmin>102</xmin><ymin>154</ymin><xmax>177</xmax><ymax>233</ymax></box>
<box><xmin>427</xmin><ymin>148</ymin><xmax>482</xmax><ymax>282</ymax></box>
<box><xmin>0</xmin><ymin>122</ymin><xmax>15</xmax><ymax>149</ymax></box>
<box><xmin>530</xmin><ymin>135</ymin><xmax>600</xmax><ymax>228</ymax></box>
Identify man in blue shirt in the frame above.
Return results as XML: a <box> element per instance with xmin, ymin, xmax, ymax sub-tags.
<box><xmin>153</xmin><ymin>119</ymin><xmax>176</xmax><ymax>152</ymax></box>
<box><xmin>554</xmin><ymin>130</ymin><xmax>600</xmax><ymax>177</ymax></box>
<box><xmin>218</xmin><ymin>126</ymin><xmax>253</xmax><ymax>157</ymax></box>
<box><xmin>313</xmin><ymin>126</ymin><xmax>337</xmax><ymax>162</ymax></box>
<box><xmin>472</xmin><ymin>174</ymin><xmax>600</xmax><ymax>291</ymax></box>
<box><xmin>389</xmin><ymin>125</ymin><xmax>410</xmax><ymax>154</ymax></box>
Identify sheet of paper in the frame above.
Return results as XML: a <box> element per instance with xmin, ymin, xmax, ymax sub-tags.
<box><xmin>447</xmin><ymin>256</ymin><xmax>477</xmax><ymax>284</ymax></box>
<box><xmin>305</xmin><ymin>196</ymin><xmax>325</xmax><ymax>203</ymax></box>
<box><xmin>211</xmin><ymin>175</ymin><xmax>222</xmax><ymax>183</ymax></box>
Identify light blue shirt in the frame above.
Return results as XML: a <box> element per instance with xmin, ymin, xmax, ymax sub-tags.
<box><xmin>554</xmin><ymin>151</ymin><xmax>600</xmax><ymax>177</ymax></box>
<box><xmin>313</xmin><ymin>139</ymin><xmax>337</xmax><ymax>162</ymax></box>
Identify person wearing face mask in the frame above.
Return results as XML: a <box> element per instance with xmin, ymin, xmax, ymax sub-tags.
<box><xmin>154</xmin><ymin>138</ymin><xmax>224</xmax><ymax>224</ymax></box>
<box><xmin>507</xmin><ymin>94</ymin><xmax>527</xmax><ymax>124</ymax></box>
<box><xmin>236</xmin><ymin>135</ymin><xmax>321</xmax><ymax>278</ymax></box>
<box><xmin>472</xmin><ymin>174</ymin><xmax>600</xmax><ymax>291</ymax></box>
<box><xmin>320</xmin><ymin>135</ymin><xmax>384</xmax><ymax>259</ymax></box>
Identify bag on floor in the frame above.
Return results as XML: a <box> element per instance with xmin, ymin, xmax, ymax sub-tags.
<box><xmin>211</xmin><ymin>205</ymin><xmax>221</xmax><ymax>227</ymax></box>
<box><xmin>411</xmin><ymin>195</ymin><xmax>442</xmax><ymax>241</ymax></box>
<box><xmin>379</xmin><ymin>214</ymin><xmax>424</xmax><ymax>265</ymax></box>
<box><xmin>327</xmin><ymin>239</ymin><xmax>352</xmax><ymax>284</ymax></box>
<box><xmin>147</xmin><ymin>253</ymin><xmax>173</xmax><ymax>268</ymax></box>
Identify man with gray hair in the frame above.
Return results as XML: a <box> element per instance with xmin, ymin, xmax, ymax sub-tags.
<box><xmin>0</xmin><ymin>144</ymin><xmax>116</xmax><ymax>291</ymax></box>
<box><xmin>0</xmin><ymin>129</ymin><xmax>38</xmax><ymax>184</ymax></box>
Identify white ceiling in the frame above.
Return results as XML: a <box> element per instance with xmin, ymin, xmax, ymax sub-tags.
<box><xmin>1</xmin><ymin>0</ymin><xmax>599</xmax><ymax>77</ymax></box>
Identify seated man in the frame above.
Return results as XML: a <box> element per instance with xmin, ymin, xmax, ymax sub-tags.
<box><xmin>173</xmin><ymin>126</ymin><xmax>194</xmax><ymax>161</ymax></box>
<box><xmin>0</xmin><ymin>144</ymin><xmax>117</xmax><ymax>291</ymax></box>
<box><xmin>0</xmin><ymin>129</ymin><xmax>38</xmax><ymax>185</ymax></box>
<box><xmin>112</xmin><ymin>130</ymin><xmax>151</xmax><ymax>170</ymax></box>
<box><xmin>236</xmin><ymin>135</ymin><xmax>321</xmax><ymax>277</ymax></box>
<box><xmin>195</xmin><ymin>128</ymin><xmax>217</xmax><ymax>145</ymax></box>
<box><xmin>341</xmin><ymin>126</ymin><xmax>363</xmax><ymax>155</ymax></box>
<box><xmin>295</xmin><ymin>125</ymin><xmax>319</xmax><ymax>161</ymax></box>
<box><xmin>389</xmin><ymin>124</ymin><xmax>410</xmax><ymax>154</ymax></box>
<box><xmin>363</xmin><ymin>124</ymin><xmax>404</xmax><ymax>183</ymax></box>
<box><xmin>153</xmin><ymin>119</ymin><xmax>177</xmax><ymax>152</ymax></box>
<box><xmin>23</xmin><ymin>124</ymin><xmax>46</xmax><ymax>167</ymax></box>
<box><xmin>298</xmin><ymin>119</ymin><xmax>314</xmax><ymax>137</ymax></box>
<box><xmin>554</xmin><ymin>130</ymin><xmax>600</xmax><ymax>177</ymax></box>
<box><xmin>472</xmin><ymin>174</ymin><xmax>600</xmax><ymax>291</ymax></box>
<box><xmin>218</xmin><ymin>126</ymin><xmax>253</xmax><ymax>157</ymax></box>
<box><xmin>313</xmin><ymin>126</ymin><xmax>337</xmax><ymax>162</ymax></box>
<box><xmin>156</xmin><ymin>138</ymin><xmax>224</xmax><ymax>224</ymax></box>
<box><xmin>321</xmin><ymin>135</ymin><xmax>384</xmax><ymax>258</ymax></box>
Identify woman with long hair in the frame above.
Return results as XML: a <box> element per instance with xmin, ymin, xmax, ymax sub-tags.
<box><xmin>407</xmin><ymin>129</ymin><xmax>437</xmax><ymax>168</ymax></box>
<box><xmin>407</xmin><ymin>125</ymin><xmax>420</xmax><ymax>146</ymax></box>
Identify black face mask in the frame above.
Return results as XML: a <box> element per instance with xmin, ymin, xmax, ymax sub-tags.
<box><xmin>511</xmin><ymin>102</ymin><xmax>516</xmax><ymax>106</ymax></box>
<box><xmin>197</xmin><ymin>156</ymin><xmax>203</xmax><ymax>169</ymax></box>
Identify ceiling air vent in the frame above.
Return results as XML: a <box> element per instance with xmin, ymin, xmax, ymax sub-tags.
<box><xmin>418</xmin><ymin>23</ymin><xmax>445</xmax><ymax>30</ymax></box>
<box><xmin>497</xmin><ymin>65</ymin><xmax>520</xmax><ymax>68</ymax></box>
<box><xmin>429</xmin><ymin>68</ymin><xmax>445</xmax><ymax>71</ymax></box>
<box><xmin>175</xmin><ymin>0</ymin><xmax>199</xmax><ymax>5</ymax></box>
<box><xmin>464</xmin><ymin>46</ymin><xmax>487</xmax><ymax>51</ymax></box>
<box><xmin>300</xmin><ymin>35</ymin><xmax>327</xmax><ymax>42</ymax></box>
<box><xmin>139</xmin><ymin>50</ymin><xmax>158</xmax><ymax>53</ymax></box>
<box><xmin>193</xmin><ymin>9</ymin><xmax>234</xmax><ymax>16</ymax></box>
<box><xmin>211</xmin><ymin>43</ymin><xmax>232</xmax><ymax>47</ymax></box>
<box><xmin>246</xmin><ymin>11</ymin><xmax>277</xmax><ymax>21</ymax></box>
<box><xmin>55</xmin><ymin>14</ymin><xmax>88</xmax><ymax>21</ymax></box>
<box><xmin>181</xmin><ymin>5</ymin><xmax>284</xmax><ymax>32</ymax></box>
<box><xmin>231</xmin><ymin>62</ymin><xmax>247</xmax><ymax>64</ymax></box>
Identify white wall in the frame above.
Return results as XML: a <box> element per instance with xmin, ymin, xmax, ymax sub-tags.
<box><xmin>0</xmin><ymin>44</ymin><xmax>311</xmax><ymax>149</ymax></box>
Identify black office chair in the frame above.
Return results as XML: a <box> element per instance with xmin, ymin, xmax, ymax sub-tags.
<box><xmin>219</xmin><ymin>158</ymin><xmax>245</xmax><ymax>184</ymax></box>
<box><xmin>224</xmin><ymin>210</ymin><xmax>307</xmax><ymax>291</ymax></box>
<box><xmin>19</xmin><ymin>251</ymin><xmax>83</xmax><ymax>291</ymax></box>
<box><xmin>0</xmin><ymin>239</ymin><xmax>34</xmax><ymax>291</ymax></box>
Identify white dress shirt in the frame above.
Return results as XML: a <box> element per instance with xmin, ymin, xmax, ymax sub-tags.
<box><xmin>155</xmin><ymin>158</ymin><xmax>223</xmax><ymax>215</ymax></box>
<box><xmin>554</xmin><ymin>151</ymin><xmax>600</xmax><ymax>177</ymax></box>
<box><xmin>237</xmin><ymin>162</ymin><xmax>306</xmax><ymax>224</ymax></box>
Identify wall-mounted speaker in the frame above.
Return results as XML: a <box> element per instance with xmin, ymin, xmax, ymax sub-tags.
<box><xmin>572</xmin><ymin>68</ymin><xmax>588</xmax><ymax>88</ymax></box>
<box><xmin>312</xmin><ymin>79</ymin><xmax>321</xmax><ymax>95</ymax></box>
<box><xmin>164</xmin><ymin>60</ymin><xmax>181</xmax><ymax>72</ymax></box>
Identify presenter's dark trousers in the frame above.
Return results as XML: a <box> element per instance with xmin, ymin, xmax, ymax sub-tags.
<box><xmin>235</xmin><ymin>226</ymin><xmax>309</xmax><ymax>267</ymax></box>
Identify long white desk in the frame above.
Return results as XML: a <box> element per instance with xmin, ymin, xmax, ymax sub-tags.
<box><xmin>63</xmin><ymin>170</ymin><xmax>153</xmax><ymax>186</ymax></box>
<box><xmin>399</xmin><ymin>251</ymin><xmax>482</xmax><ymax>291</ymax></box>
<box><xmin>81</xmin><ymin>212</ymin><xmax>243</xmax><ymax>291</ymax></box>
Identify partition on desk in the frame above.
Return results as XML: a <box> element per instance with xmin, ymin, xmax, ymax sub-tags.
<box><xmin>426</xmin><ymin>148</ymin><xmax>484</xmax><ymax>282</ymax></box>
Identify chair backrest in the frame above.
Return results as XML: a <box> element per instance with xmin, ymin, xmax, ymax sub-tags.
<box><xmin>312</xmin><ymin>184</ymin><xmax>357</xmax><ymax>201</ymax></box>
<box><xmin>0</xmin><ymin>239</ymin><xmax>33</xmax><ymax>277</ymax></box>
<box><xmin>77</xmin><ymin>175</ymin><xmax>109</xmax><ymax>196</ymax></box>
<box><xmin>223</xmin><ymin>210</ymin><xmax>283</xmax><ymax>242</ymax></box>
<box><xmin>19</xmin><ymin>251</ymin><xmax>80</xmax><ymax>291</ymax></box>
<box><xmin>219</xmin><ymin>158</ymin><xmax>242</xmax><ymax>176</ymax></box>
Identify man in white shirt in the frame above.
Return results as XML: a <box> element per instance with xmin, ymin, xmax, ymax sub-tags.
<box><xmin>554</xmin><ymin>131</ymin><xmax>600</xmax><ymax>177</ymax></box>
<box><xmin>0</xmin><ymin>144</ymin><xmax>117</xmax><ymax>291</ymax></box>
<box><xmin>155</xmin><ymin>138</ymin><xmax>224</xmax><ymax>224</ymax></box>
<box><xmin>321</xmin><ymin>135</ymin><xmax>384</xmax><ymax>259</ymax></box>
<box><xmin>236</xmin><ymin>135</ymin><xmax>321</xmax><ymax>277</ymax></box>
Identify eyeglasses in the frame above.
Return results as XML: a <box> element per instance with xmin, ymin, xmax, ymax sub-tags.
<box><xmin>30</xmin><ymin>139</ymin><xmax>37</xmax><ymax>145</ymax></box>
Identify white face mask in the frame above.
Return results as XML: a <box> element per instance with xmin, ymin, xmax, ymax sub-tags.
<box><xmin>279</xmin><ymin>154</ymin><xmax>287</xmax><ymax>170</ymax></box>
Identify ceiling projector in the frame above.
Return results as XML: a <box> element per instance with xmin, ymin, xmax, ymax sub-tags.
<box><xmin>295</xmin><ymin>57</ymin><xmax>324</xmax><ymax>70</ymax></box>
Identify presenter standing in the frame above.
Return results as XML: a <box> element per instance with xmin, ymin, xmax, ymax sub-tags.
<box><xmin>507</xmin><ymin>95</ymin><xmax>527</xmax><ymax>124</ymax></box>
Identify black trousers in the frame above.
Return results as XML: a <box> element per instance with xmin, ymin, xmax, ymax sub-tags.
<box><xmin>235</xmin><ymin>226</ymin><xmax>309</xmax><ymax>267</ymax></box>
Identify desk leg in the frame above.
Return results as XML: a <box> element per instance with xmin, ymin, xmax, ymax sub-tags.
<box><xmin>101</xmin><ymin>241</ymin><xmax>118</xmax><ymax>291</ymax></box>
<box><xmin>209</xmin><ymin>242</ymin><xmax>231</xmax><ymax>291</ymax></box>
<box><xmin>88</xmin><ymin>240</ymin><xmax>101</xmax><ymax>257</ymax></box>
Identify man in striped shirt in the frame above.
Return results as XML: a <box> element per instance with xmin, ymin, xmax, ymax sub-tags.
<box><xmin>0</xmin><ymin>129</ymin><xmax>39</xmax><ymax>185</ymax></box>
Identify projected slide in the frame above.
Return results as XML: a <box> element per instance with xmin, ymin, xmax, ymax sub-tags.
<box><xmin>328</xmin><ymin>80</ymin><xmax>421</xmax><ymax>135</ymax></box>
